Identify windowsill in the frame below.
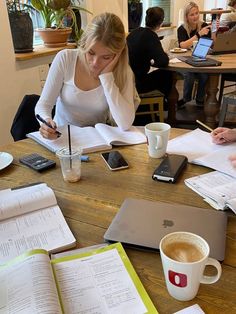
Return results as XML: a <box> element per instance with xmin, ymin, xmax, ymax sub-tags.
<box><xmin>158</xmin><ymin>26</ymin><xmax>176</xmax><ymax>31</ymax></box>
<box><xmin>15</xmin><ymin>43</ymin><xmax>77</xmax><ymax>61</ymax></box>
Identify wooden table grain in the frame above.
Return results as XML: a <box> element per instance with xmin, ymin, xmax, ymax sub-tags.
<box><xmin>0</xmin><ymin>128</ymin><xmax>235</xmax><ymax>314</ymax></box>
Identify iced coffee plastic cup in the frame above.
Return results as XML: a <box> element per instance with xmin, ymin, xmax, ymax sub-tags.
<box><xmin>56</xmin><ymin>147</ymin><xmax>82</xmax><ymax>182</ymax></box>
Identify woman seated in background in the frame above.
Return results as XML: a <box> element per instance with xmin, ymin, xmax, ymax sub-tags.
<box><xmin>211</xmin><ymin>127</ymin><xmax>236</xmax><ymax>167</ymax></box>
<box><xmin>35</xmin><ymin>12</ymin><xmax>139</xmax><ymax>140</ymax></box>
<box><xmin>177</xmin><ymin>1</ymin><xmax>212</xmax><ymax>108</ymax></box>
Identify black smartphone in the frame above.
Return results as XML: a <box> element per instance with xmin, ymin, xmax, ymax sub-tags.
<box><xmin>152</xmin><ymin>154</ymin><xmax>188</xmax><ymax>183</ymax></box>
<box><xmin>101</xmin><ymin>151</ymin><xmax>129</xmax><ymax>171</ymax></box>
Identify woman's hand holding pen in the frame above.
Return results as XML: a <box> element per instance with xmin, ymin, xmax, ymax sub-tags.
<box><xmin>211</xmin><ymin>127</ymin><xmax>236</xmax><ymax>144</ymax></box>
<box><xmin>39</xmin><ymin>118</ymin><xmax>60</xmax><ymax>140</ymax></box>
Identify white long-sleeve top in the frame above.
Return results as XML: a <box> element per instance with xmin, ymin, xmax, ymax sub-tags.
<box><xmin>35</xmin><ymin>49</ymin><xmax>140</xmax><ymax>131</ymax></box>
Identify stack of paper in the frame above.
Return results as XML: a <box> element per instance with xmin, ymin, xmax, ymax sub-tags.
<box><xmin>167</xmin><ymin>128</ymin><xmax>236</xmax><ymax>178</ymax></box>
<box><xmin>185</xmin><ymin>171</ymin><xmax>236</xmax><ymax>214</ymax></box>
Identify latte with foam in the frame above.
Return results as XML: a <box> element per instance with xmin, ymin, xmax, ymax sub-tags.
<box><xmin>163</xmin><ymin>241</ymin><xmax>205</xmax><ymax>263</ymax></box>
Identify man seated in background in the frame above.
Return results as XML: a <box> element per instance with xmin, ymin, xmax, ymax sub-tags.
<box><xmin>127</xmin><ymin>7</ymin><xmax>173</xmax><ymax>107</ymax></box>
<box><xmin>220</xmin><ymin>0</ymin><xmax>236</xmax><ymax>27</ymax></box>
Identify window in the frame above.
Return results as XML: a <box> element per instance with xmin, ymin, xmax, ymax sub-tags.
<box><xmin>151</xmin><ymin>0</ymin><xmax>171</xmax><ymax>25</ymax></box>
<box><xmin>29</xmin><ymin>8</ymin><xmax>44</xmax><ymax>45</ymax></box>
<box><xmin>141</xmin><ymin>0</ymin><xmax>171</xmax><ymax>26</ymax></box>
<box><xmin>26</xmin><ymin>0</ymin><xmax>44</xmax><ymax>45</ymax></box>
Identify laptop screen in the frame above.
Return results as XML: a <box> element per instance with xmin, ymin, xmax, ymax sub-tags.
<box><xmin>192</xmin><ymin>37</ymin><xmax>213</xmax><ymax>58</ymax></box>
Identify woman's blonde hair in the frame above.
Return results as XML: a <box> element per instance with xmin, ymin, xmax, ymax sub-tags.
<box><xmin>183</xmin><ymin>2</ymin><xmax>202</xmax><ymax>36</ymax></box>
<box><xmin>78</xmin><ymin>12</ymin><xmax>128</xmax><ymax>91</ymax></box>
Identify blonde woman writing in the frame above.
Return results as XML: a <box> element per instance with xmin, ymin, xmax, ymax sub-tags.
<box><xmin>35</xmin><ymin>13</ymin><xmax>139</xmax><ymax>139</ymax></box>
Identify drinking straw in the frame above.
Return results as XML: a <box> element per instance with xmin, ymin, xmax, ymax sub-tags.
<box><xmin>68</xmin><ymin>124</ymin><xmax>72</xmax><ymax>169</ymax></box>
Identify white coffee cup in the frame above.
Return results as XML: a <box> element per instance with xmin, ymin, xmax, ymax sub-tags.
<box><xmin>159</xmin><ymin>231</ymin><xmax>222</xmax><ymax>301</ymax></box>
<box><xmin>145</xmin><ymin>122</ymin><xmax>170</xmax><ymax>158</ymax></box>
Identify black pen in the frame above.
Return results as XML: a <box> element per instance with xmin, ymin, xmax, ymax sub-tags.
<box><xmin>36</xmin><ymin>114</ymin><xmax>61</xmax><ymax>136</ymax></box>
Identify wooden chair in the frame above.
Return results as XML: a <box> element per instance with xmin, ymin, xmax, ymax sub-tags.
<box><xmin>218</xmin><ymin>74</ymin><xmax>236</xmax><ymax>105</ymax></box>
<box><xmin>218</xmin><ymin>91</ymin><xmax>236</xmax><ymax>126</ymax></box>
<box><xmin>137</xmin><ymin>90</ymin><xmax>164</xmax><ymax>122</ymax></box>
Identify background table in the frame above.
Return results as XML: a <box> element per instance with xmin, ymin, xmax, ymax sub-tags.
<box><xmin>199</xmin><ymin>9</ymin><xmax>231</xmax><ymax>22</ymax></box>
<box><xmin>0</xmin><ymin>129</ymin><xmax>235</xmax><ymax>314</ymax></box>
<box><xmin>167</xmin><ymin>53</ymin><xmax>236</xmax><ymax>128</ymax></box>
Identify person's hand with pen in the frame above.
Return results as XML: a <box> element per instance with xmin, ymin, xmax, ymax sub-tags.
<box><xmin>36</xmin><ymin>115</ymin><xmax>61</xmax><ymax>140</ymax></box>
<box><xmin>211</xmin><ymin>127</ymin><xmax>236</xmax><ymax>144</ymax></box>
<box><xmin>211</xmin><ymin>127</ymin><xmax>236</xmax><ymax>168</ymax></box>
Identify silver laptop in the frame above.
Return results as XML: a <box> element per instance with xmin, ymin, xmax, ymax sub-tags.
<box><xmin>104</xmin><ymin>198</ymin><xmax>228</xmax><ymax>261</ymax></box>
<box><xmin>212</xmin><ymin>31</ymin><xmax>236</xmax><ymax>54</ymax></box>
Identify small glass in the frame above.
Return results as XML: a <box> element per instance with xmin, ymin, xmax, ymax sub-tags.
<box><xmin>56</xmin><ymin>147</ymin><xmax>82</xmax><ymax>182</ymax></box>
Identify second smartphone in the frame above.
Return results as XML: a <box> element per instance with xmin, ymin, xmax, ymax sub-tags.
<box><xmin>101</xmin><ymin>151</ymin><xmax>129</xmax><ymax>171</ymax></box>
<box><xmin>152</xmin><ymin>154</ymin><xmax>188</xmax><ymax>183</ymax></box>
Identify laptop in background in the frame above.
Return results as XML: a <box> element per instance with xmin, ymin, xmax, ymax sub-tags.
<box><xmin>211</xmin><ymin>31</ymin><xmax>236</xmax><ymax>54</ymax></box>
<box><xmin>104</xmin><ymin>198</ymin><xmax>228</xmax><ymax>261</ymax></box>
<box><xmin>178</xmin><ymin>37</ymin><xmax>222</xmax><ymax>67</ymax></box>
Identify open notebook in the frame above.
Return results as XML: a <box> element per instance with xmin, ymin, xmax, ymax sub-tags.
<box><xmin>27</xmin><ymin>124</ymin><xmax>146</xmax><ymax>154</ymax></box>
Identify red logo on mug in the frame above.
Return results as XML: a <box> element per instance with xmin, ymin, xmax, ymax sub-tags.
<box><xmin>168</xmin><ymin>270</ymin><xmax>187</xmax><ymax>287</ymax></box>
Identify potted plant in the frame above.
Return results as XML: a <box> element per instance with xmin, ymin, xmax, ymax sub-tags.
<box><xmin>30</xmin><ymin>0</ymin><xmax>91</xmax><ymax>47</ymax></box>
<box><xmin>128</xmin><ymin>0</ymin><xmax>143</xmax><ymax>32</ymax></box>
<box><xmin>6</xmin><ymin>0</ymin><xmax>34</xmax><ymax>53</ymax></box>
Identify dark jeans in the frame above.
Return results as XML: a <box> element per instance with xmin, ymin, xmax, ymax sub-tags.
<box><xmin>183</xmin><ymin>72</ymin><xmax>208</xmax><ymax>103</ymax></box>
<box><xmin>136</xmin><ymin>69</ymin><xmax>173</xmax><ymax>98</ymax></box>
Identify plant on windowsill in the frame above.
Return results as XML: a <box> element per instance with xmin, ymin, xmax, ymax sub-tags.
<box><xmin>6</xmin><ymin>0</ymin><xmax>34</xmax><ymax>53</ymax></box>
<box><xmin>30</xmin><ymin>0</ymin><xmax>92</xmax><ymax>48</ymax></box>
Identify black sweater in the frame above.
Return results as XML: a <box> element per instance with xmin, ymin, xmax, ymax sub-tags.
<box><xmin>127</xmin><ymin>27</ymin><xmax>169</xmax><ymax>83</ymax></box>
<box><xmin>177</xmin><ymin>22</ymin><xmax>210</xmax><ymax>43</ymax></box>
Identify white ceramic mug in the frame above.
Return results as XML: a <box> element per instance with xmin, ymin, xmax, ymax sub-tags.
<box><xmin>160</xmin><ymin>231</ymin><xmax>222</xmax><ymax>301</ymax></box>
<box><xmin>145</xmin><ymin>123</ymin><xmax>170</xmax><ymax>158</ymax></box>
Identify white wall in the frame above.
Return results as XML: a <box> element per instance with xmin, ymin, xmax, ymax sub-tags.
<box><xmin>0</xmin><ymin>1</ymin><xmax>41</xmax><ymax>146</ymax></box>
<box><xmin>86</xmin><ymin>0</ymin><xmax>128</xmax><ymax>31</ymax></box>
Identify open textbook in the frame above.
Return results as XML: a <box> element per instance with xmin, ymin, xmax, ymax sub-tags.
<box><xmin>167</xmin><ymin>128</ymin><xmax>236</xmax><ymax>178</ymax></box>
<box><xmin>27</xmin><ymin>123</ymin><xmax>147</xmax><ymax>154</ymax></box>
<box><xmin>185</xmin><ymin>171</ymin><xmax>236</xmax><ymax>214</ymax></box>
<box><xmin>0</xmin><ymin>243</ymin><xmax>158</xmax><ymax>314</ymax></box>
<box><xmin>0</xmin><ymin>183</ymin><xmax>76</xmax><ymax>264</ymax></box>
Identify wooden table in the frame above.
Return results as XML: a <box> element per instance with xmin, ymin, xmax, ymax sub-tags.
<box><xmin>0</xmin><ymin>129</ymin><xmax>235</xmax><ymax>314</ymax></box>
<box><xmin>167</xmin><ymin>53</ymin><xmax>236</xmax><ymax>128</ymax></box>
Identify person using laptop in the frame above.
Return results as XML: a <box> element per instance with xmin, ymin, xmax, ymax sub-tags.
<box><xmin>211</xmin><ymin>127</ymin><xmax>236</xmax><ymax>167</ymax></box>
<box><xmin>127</xmin><ymin>7</ymin><xmax>173</xmax><ymax>107</ymax></box>
<box><xmin>177</xmin><ymin>1</ymin><xmax>212</xmax><ymax>108</ymax></box>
